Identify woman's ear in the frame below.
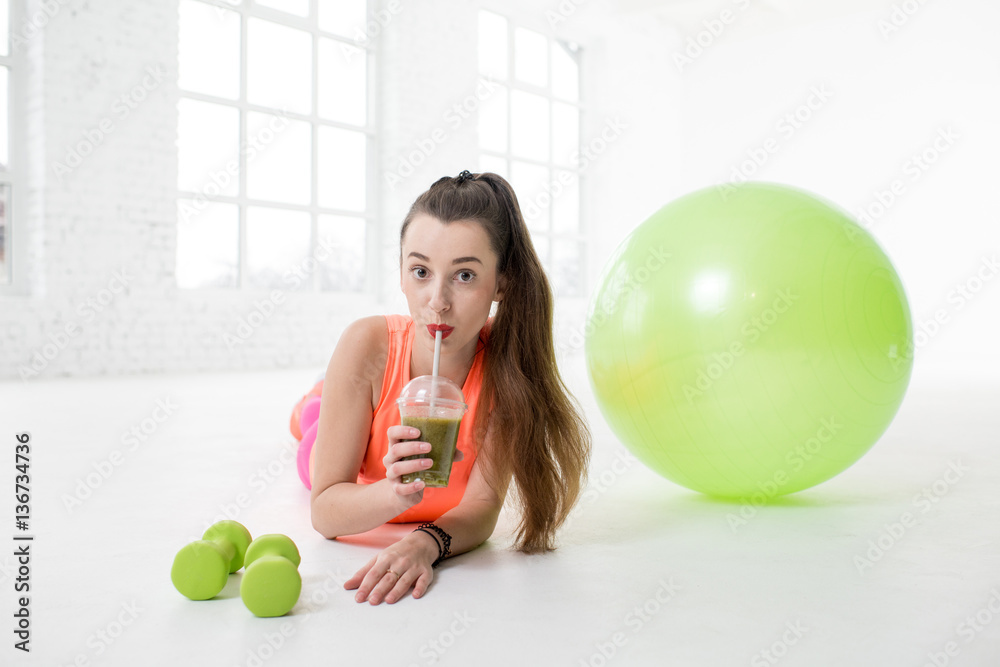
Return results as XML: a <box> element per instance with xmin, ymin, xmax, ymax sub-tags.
<box><xmin>494</xmin><ymin>274</ymin><xmax>506</xmax><ymax>302</ymax></box>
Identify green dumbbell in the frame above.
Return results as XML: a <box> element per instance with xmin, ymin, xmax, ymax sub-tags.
<box><xmin>171</xmin><ymin>520</ymin><xmax>253</xmax><ymax>601</ymax></box>
<box><xmin>240</xmin><ymin>534</ymin><xmax>302</xmax><ymax>617</ymax></box>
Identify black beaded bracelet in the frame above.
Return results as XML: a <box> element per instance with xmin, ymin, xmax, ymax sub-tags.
<box><xmin>414</xmin><ymin>522</ymin><xmax>452</xmax><ymax>566</ymax></box>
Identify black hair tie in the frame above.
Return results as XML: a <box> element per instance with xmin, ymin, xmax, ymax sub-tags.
<box><xmin>456</xmin><ymin>170</ymin><xmax>474</xmax><ymax>184</ymax></box>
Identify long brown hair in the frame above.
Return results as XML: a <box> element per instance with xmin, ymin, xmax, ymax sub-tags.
<box><xmin>400</xmin><ymin>172</ymin><xmax>592</xmax><ymax>553</ymax></box>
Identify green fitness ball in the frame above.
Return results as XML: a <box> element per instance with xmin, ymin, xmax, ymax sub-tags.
<box><xmin>585</xmin><ymin>182</ymin><xmax>914</xmax><ymax>499</ymax></box>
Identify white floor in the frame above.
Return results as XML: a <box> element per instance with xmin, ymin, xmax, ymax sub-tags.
<box><xmin>3</xmin><ymin>354</ymin><xmax>998</xmax><ymax>666</ymax></box>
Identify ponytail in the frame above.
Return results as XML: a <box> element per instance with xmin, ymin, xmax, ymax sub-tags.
<box><xmin>401</xmin><ymin>172</ymin><xmax>592</xmax><ymax>552</ymax></box>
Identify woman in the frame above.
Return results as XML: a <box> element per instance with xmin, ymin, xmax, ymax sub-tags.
<box><xmin>301</xmin><ymin>170</ymin><xmax>591</xmax><ymax>605</ymax></box>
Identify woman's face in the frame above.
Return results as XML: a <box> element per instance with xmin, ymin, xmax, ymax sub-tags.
<box><xmin>400</xmin><ymin>213</ymin><xmax>504</xmax><ymax>352</ymax></box>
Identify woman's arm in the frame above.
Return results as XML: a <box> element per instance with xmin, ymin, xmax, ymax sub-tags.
<box><xmin>345</xmin><ymin>448</ymin><xmax>511</xmax><ymax>605</ymax></box>
<box><xmin>413</xmin><ymin>459</ymin><xmax>510</xmax><ymax>559</ymax></box>
<box><xmin>310</xmin><ymin>317</ymin><xmax>429</xmax><ymax>537</ymax></box>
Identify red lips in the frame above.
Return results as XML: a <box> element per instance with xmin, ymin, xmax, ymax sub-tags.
<box><xmin>427</xmin><ymin>324</ymin><xmax>454</xmax><ymax>339</ymax></box>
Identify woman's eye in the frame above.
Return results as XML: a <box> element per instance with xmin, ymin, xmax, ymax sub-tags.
<box><xmin>413</xmin><ymin>267</ymin><xmax>427</xmax><ymax>278</ymax></box>
<box><xmin>458</xmin><ymin>271</ymin><xmax>475</xmax><ymax>283</ymax></box>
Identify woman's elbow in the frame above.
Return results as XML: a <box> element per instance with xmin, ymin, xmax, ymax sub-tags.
<box><xmin>310</xmin><ymin>493</ymin><xmax>341</xmax><ymax>540</ymax></box>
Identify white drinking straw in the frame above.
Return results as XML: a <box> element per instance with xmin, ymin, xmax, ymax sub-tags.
<box><xmin>430</xmin><ymin>329</ymin><xmax>442</xmax><ymax>409</ymax></box>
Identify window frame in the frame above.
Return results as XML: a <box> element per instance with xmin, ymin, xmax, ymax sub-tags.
<box><xmin>476</xmin><ymin>9</ymin><xmax>587</xmax><ymax>298</ymax></box>
<box><xmin>0</xmin><ymin>0</ymin><xmax>24</xmax><ymax>294</ymax></box>
<box><xmin>176</xmin><ymin>0</ymin><xmax>379</xmax><ymax>296</ymax></box>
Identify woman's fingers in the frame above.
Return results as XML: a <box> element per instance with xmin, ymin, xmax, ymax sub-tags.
<box><xmin>369</xmin><ymin>568</ymin><xmax>415</xmax><ymax>605</ymax></box>
<box><xmin>343</xmin><ymin>556</ymin><xmax>377</xmax><ymax>591</ymax></box>
<box><xmin>355</xmin><ymin>564</ymin><xmax>428</xmax><ymax>605</ymax></box>
<box><xmin>411</xmin><ymin>570</ymin><xmax>432</xmax><ymax>599</ymax></box>
<box><xmin>382</xmin><ymin>438</ymin><xmax>431</xmax><ymax>470</ymax></box>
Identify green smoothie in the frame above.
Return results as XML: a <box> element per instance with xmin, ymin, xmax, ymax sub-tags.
<box><xmin>400</xmin><ymin>415</ymin><xmax>463</xmax><ymax>487</ymax></box>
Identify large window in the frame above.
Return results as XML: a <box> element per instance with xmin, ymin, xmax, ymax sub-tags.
<box><xmin>477</xmin><ymin>11</ymin><xmax>584</xmax><ymax>297</ymax></box>
<box><xmin>0</xmin><ymin>0</ymin><xmax>13</xmax><ymax>286</ymax></box>
<box><xmin>177</xmin><ymin>0</ymin><xmax>372</xmax><ymax>292</ymax></box>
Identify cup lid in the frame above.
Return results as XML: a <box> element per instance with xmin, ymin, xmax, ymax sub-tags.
<box><xmin>396</xmin><ymin>375</ymin><xmax>467</xmax><ymax>410</ymax></box>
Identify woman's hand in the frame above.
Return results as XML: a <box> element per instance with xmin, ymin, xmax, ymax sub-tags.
<box><xmin>383</xmin><ymin>425</ymin><xmax>432</xmax><ymax>510</ymax></box>
<box><xmin>383</xmin><ymin>425</ymin><xmax>464</xmax><ymax>512</ymax></box>
<box><xmin>344</xmin><ymin>530</ymin><xmax>440</xmax><ymax>604</ymax></box>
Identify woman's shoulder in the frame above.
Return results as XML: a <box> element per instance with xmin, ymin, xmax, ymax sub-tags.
<box><xmin>341</xmin><ymin>315</ymin><xmax>388</xmax><ymax>340</ymax></box>
<box><xmin>329</xmin><ymin>316</ymin><xmax>388</xmax><ymax>371</ymax></box>
<box><xmin>332</xmin><ymin>316</ymin><xmax>391</xmax><ymax>409</ymax></box>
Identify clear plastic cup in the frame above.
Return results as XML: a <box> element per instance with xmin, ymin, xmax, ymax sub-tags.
<box><xmin>396</xmin><ymin>375</ymin><xmax>468</xmax><ymax>488</ymax></box>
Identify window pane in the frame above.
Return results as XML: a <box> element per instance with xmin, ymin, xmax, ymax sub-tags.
<box><xmin>509</xmin><ymin>161</ymin><xmax>549</xmax><ymax>233</ymax></box>
<box><xmin>514</xmin><ymin>27</ymin><xmax>547</xmax><ymax>88</ymax></box>
<box><xmin>478</xmin><ymin>11</ymin><xmax>507</xmax><ymax>81</ymax></box>
<box><xmin>553</xmin><ymin>240</ymin><xmax>583</xmax><ymax>297</ymax></box>
<box><xmin>0</xmin><ymin>66</ymin><xmax>7</xmax><ymax>167</ymax></box>
<box><xmin>0</xmin><ymin>184</ymin><xmax>8</xmax><ymax>284</ymax></box>
<box><xmin>177</xmin><ymin>199</ymin><xmax>239</xmax><ymax>289</ymax></box>
<box><xmin>552</xmin><ymin>102</ymin><xmax>578</xmax><ymax>167</ymax></box>
<box><xmin>246</xmin><ymin>112</ymin><xmax>311</xmax><ymax>205</ymax></box>
<box><xmin>246</xmin><ymin>206</ymin><xmax>310</xmax><ymax>290</ymax></box>
<box><xmin>552</xmin><ymin>42</ymin><xmax>579</xmax><ymax>102</ymax></box>
<box><xmin>532</xmin><ymin>234</ymin><xmax>550</xmax><ymax>272</ymax></box>
<box><xmin>479</xmin><ymin>154</ymin><xmax>507</xmax><ymax>178</ymax></box>
<box><xmin>552</xmin><ymin>170</ymin><xmax>580</xmax><ymax>234</ymax></box>
<box><xmin>319</xmin><ymin>38</ymin><xmax>367</xmax><ymax>126</ymax></box>
<box><xmin>255</xmin><ymin>0</ymin><xmax>309</xmax><ymax>18</ymax></box>
<box><xmin>510</xmin><ymin>90</ymin><xmax>549</xmax><ymax>162</ymax></box>
<box><xmin>318</xmin><ymin>126</ymin><xmax>366</xmax><ymax>211</ymax></box>
<box><xmin>318</xmin><ymin>215</ymin><xmax>366</xmax><ymax>292</ymax></box>
<box><xmin>248</xmin><ymin>19</ymin><xmax>312</xmax><ymax>114</ymax></box>
<box><xmin>0</xmin><ymin>0</ymin><xmax>8</xmax><ymax>56</ymax></box>
<box><xmin>478</xmin><ymin>85</ymin><xmax>507</xmax><ymax>153</ymax></box>
<box><xmin>318</xmin><ymin>0</ymin><xmax>367</xmax><ymax>39</ymax></box>
<box><xmin>177</xmin><ymin>98</ymin><xmax>239</xmax><ymax>196</ymax></box>
<box><xmin>179</xmin><ymin>0</ymin><xmax>240</xmax><ymax>99</ymax></box>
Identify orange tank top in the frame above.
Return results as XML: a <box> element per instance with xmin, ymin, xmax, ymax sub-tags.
<box><xmin>359</xmin><ymin>314</ymin><xmax>488</xmax><ymax>523</ymax></box>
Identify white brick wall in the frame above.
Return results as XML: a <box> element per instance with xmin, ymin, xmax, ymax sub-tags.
<box><xmin>0</xmin><ymin>0</ymin><xmax>652</xmax><ymax>380</ymax></box>
<box><xmin>0</xmin><ymin>0</ymin><xmax>601</xmax><ymax>381</ymax></box>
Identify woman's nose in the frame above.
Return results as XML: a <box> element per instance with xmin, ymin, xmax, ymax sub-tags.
<box><xmin>428</xmin><ymin>279</ymin><xmax>450</xmax><ymax>311</ymax></box>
